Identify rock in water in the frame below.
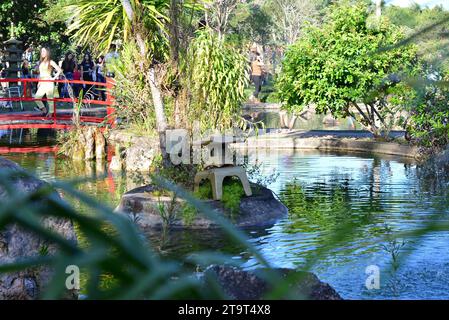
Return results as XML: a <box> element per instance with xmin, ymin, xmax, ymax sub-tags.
<box><xmin>83</xmin><ymin>127</ymin><xmax>95</xmax><ymax>160</ymax></box>
<box><xmin>72</xmin><ymin>131</ymin><xmax>86</xmax><ymax>161</ymax></box>
<box><xmin>109</xmin><ymin>155</ymin><xmax>123</xmax><ymax>171</ymax></box>
<box><xmin>116</xmin><ymin>184</ymin><xmax>288</xmax><ymax>230</ymax></box>
<box><xmin>0</xmin><ymin>157</ymin><xmax>78</xmax><ymax>300</ymax></box>
<box><xmin>202</xmin><ymin>265</ymin><xmax>342</xmax><ymax>300</ymax></box>
<box><xmin>124</xmin><ymin>141</ymin><xmax>156</xmax><ymax>172</ymax></box>
<box><xmin>94</xmin><ymin>128</ymin><xmax>106</xmax><ymax>160</ymax></box>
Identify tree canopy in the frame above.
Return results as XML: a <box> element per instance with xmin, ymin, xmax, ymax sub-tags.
<box><xmin>0</xmin><ymin>0</ymin><xmax>68</xmax><ymax>56</ymax></box>
<box><xmin>276</xmin><ymin>1</ymin><xmax>420</xmax><ymax>135</ymax></box>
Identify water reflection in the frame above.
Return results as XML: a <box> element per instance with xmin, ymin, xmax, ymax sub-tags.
<box><xmin>2</xmin><ymin>133</ymin><xmax>449</xmax><ymax>299</ymax></box>
<box><xmin>0</xmin><ymin>128</ymin><xmax>56</xmax><ymax>146</ymax></box>
<box><xmin>241</xmin><ymin>110</ymin><xmax>359</xmax><ymax>130</ymax></box>
<box><xmin>242</xmin><ymin>151</ymin><xmax>449</xmax><ymax>299</ymax></box>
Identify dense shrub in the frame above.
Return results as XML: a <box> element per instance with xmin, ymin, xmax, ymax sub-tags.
<box><xmin>406</xmin><ymin>77</ymin><xmax>449</xmax><ymax>151</ymax></box>
<box><xmin>185</xmin><ymin>28</ymin><xmax>250</xmax><ymax>131</ymax></box>
<box><xmin>109</xmin><ymin>42</ymin><xmax>157</xmax><ymax>134</ymax></box>
<box><xmin>276</xmin><ymin>2</ymin><xmax>420</xmax><ymax>136</ymax></box>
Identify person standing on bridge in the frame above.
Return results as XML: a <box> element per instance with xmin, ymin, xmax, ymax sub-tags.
<box><xmin>61</xmin><ymin>52</ymin><xmax>77</xmax><ymax>98</ymax></box>
<box><xmin>80</xmin><ymin>53</ymin><xmax>95</xmax><ymax>95</ymax></box>
<box><xmin>34</xmin><ymin>47</ymin><xmax>62</xmax><ymax>116</ymax></box>
<box><xmin>21</xmin><ymin>59</ymin><xmax>32</xmax><ymax>98</ymax></box>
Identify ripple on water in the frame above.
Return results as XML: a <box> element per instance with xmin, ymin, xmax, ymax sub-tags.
<box><xmin>2</xmin><ymin>139</ymin><xmax>449</xmax><ymax>299</ymax></box>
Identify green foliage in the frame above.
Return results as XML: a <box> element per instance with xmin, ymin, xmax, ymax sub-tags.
<box><xmin>38</xmin><ymin>244</ymin><xmax>49</xmax><ymax>256</ymax></box>
<box><xmin>194</xmin><ymin>183</ymin><xmax>213</xmax><ymax>200</ymax></box>
<box><xmin>156</xmin><ymin>194</ymin><xmax>178</xmax><ymax>231</ymax></box>
<box><xmin>245</xmin><ymin>77</ymin><xmax>280</xmax><ymax>103</ymax></box>
<box><xmin>57</xmin><ymin>129</ymin><xmax>83</xmax><ymax>158</ymax></box>
<box><xmin>185</xmin><ymin>28</ymin><xmax>250</xmax><ymax>131</ymax></box>
<box><xmin>406</xmin><ymin>79</ymin><xmax>449</xmax><ymax>151</ymax></box>
<box><xmin>182</xmin><ymin>178</ymin><xmax>246</xmax><ymax>223</ymax></box>
<box><xmin>280</xmin><ymin>180</ymin><xmax>354</xmax><ymax>233</ymax></box>
<box><xmin>278</xmin><ymin>178</ymin><xmax>396</xmax><ymax>257</ymax></box>
<box><xmin>380</xmin><ymin>4</ymin><xmax>449</xmax><ymax>150</ymax></box>
<box><xmin>262</xmin><ymin>0</ymin><xmax>323</xmax><ymax>45</ymax></box>
<box><xmin>1</xmin><ymin>158</ymin><xmax>449</xmax><ymax>298</ymax></box>
<box><xmin>109</xmin><ymin>42</ymin><xmax>156</xmax><ymax>134</ymax></box>
<box><xmin>276</xmin><ymin>1</ymin><xmax>420</xmax><ymax>136</ymax></box>
<box><xmin>57</xmin><ymin>90</ymin><xmax>87</xmax><ymax>157</ymax></box>
<box><xmin>385</xmin><ymin>3</ymin><xmax>446</xmax><ymax>30</ymax></box>
<box><xmin>0</xmin><ymin>0</ymin><xmax>70</xmax><ymax>56</ymax></box>
<box><xmin>180</xmin><ymin>202</ymin><xmax>197</xmax><ymax>226</ymax></box>
<box><xmin>244</xmin><ymin>162</ymin><xmax>279</xmax><ymax>188</ymax></box>
<box><xmin>0</xmin><ymin>167</ymin><xmax>271</xmax><ymax>299</ymax></box>
<box><xmin>62</xmin><ymin>0</ymin><xmax>169</xmax><ymax>56</ymax></box>
<box><xmin>221</xmin><ymin>179</ymin><xmax>246</xmax><ymax>215</ymax></box>
<box><xmin>150</xmin><ymin>155</ymin><xmax>197</xmax><ymax>189</ymax></box>
<box><xmin>384</xmin><ymin>4</ymin><xmax>449</xmax><ymax>72</ymax></box>
<box><xmin>227</xmin><ymin>3</ymin><xmax>274</xmax><ymax>46</ymax></box>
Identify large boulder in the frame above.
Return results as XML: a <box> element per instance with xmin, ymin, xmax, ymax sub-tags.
<box><xmin>116</xmin><ymin>184</ymin><xmax>288</xmax><ymax>230</ymax></box>
<box><xmin>124</xmin><ymin>142</ymin><xmax>157</xmax><ymax>172</ymax></box>
<box><xmin>201</xmin><ymin>265</ymin><xmax>342</xmax><ymax>300</ymax></box>
<box><xmin>107</xmin><ymin>130</ymin><xmax>159</xmax><ymax>172</ymax></box>
<box><xmin>83</xmin><ymin>127</ymin><xmax>96</xmax><ymax>160</ymax></box>
<box><xmin>0</xmin><ymin>157</ymin><xmax>78</xmax><ymax>300</ymax></box>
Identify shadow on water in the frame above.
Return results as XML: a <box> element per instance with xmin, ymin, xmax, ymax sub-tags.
<box><xmin>146</xmin><ymin>227</ymin><xmax>271</xmax><ymax>262</ymax></box>
<box><xmin>0</xmin><ymin>128</ymin><xmax>57</xmax><ymax>146</ymax></box>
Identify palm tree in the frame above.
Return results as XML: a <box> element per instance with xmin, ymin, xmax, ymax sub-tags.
<box><xmin>65</xmin><ymin>0</ymin><xmax>171</xmax><ymax>159</ymax></box>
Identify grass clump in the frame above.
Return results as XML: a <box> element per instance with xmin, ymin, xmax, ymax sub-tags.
<box><xmin>181</xmin><ymin>178</ymin><xmax>246</xmax><ymax>224</ymax></box>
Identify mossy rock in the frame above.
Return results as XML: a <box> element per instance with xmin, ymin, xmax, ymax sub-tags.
<box><xmin>115</xmin><ymin>183</ymin><xmax>288</xmax><ymax>230</ymax></box>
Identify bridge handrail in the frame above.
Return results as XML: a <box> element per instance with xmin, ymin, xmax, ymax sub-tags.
<box><xmin>0</xmin><ymin>77</ymin><xmax>112</xmax><ymax>87</ymax></box>
<box><xmin>0</xmin><ymin>77</ymin><xmax>116</xmax><ymax>127</ymax></box>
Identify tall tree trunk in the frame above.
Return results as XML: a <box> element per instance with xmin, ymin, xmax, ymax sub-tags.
<box><xmin>149</xmin><ymin>66</ymin><xmax>168</xmax><ymax>161</ymax></box>
<box><xmin>121</xmin><ymin>0</ymin><xmax>135</xmax><ymax>21</ymax></box>
<box><xmin>121</xmin><ymin>0</ymin><xmax>169</xmax><ymax>161</ymax></box>
<box><xmin>376</xmin><ymin>0</ymin><xmax>382</xmax><ymax>19</ymax></box>
<box><xmin>169</xmin><ymin>0</ymin><xmax>182</xmax><ymax>128</ymax></box>
<box><xmin>169</xmin><ymin>0</ymin><xmax>180</xmax><ymax>64</ymax></box>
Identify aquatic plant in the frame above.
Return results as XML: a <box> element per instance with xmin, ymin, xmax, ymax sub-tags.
<box><xmin>156</xmin><ymin>194</ymin><xmax>178</xmax><ymax>232</ymax></box>
<box><xmin>244</xmin><ymin>161</ymin><xmax>279</xmax><ymax>188</ymax></box>
<box><xmin>181</xmin><ymin>178</ymin><xmax>246</xmax><ymax>223</ymax></box>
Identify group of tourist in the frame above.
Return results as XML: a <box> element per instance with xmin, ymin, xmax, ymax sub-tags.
<box><xmin>16</xmin><ymin>45</ymin><xmax>119</xmax><ymax>116</ymax></box>
<box><xmin>5</xmin><ymin>40</ymin><xmax>266</xmax><ymax>116</ymax></box>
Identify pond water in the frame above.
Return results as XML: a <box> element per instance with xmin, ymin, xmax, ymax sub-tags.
<box><xmin>2</xmin><ymin>129</ymin><xmax>449</xmax><ymax>300</ymax></box>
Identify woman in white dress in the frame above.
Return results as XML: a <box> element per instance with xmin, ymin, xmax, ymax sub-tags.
<box><xmin>34</xmin><ymin>47</ymin><xmax>62</xmax><ymax>116</ymax></box>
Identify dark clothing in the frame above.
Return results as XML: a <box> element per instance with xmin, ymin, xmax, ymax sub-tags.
<box><xmin>61</xmin><ymin>60</ymin><xmax>76</xmax><ymax>98</ymax></box>
<box><xmin>61</xmin><ymin>72</ymin><xmax>73</xmax><ymax>98</ymax></box>
<box><xmin>21</xmin><ymin>66</ymin><xmax>30</xmax><ymax>77</ymax></box>
<box><xmin>81</xmin><ymin>61</ymin><xmax>94</xmax><ymax>81</ymax></box>
<box><xmin>253</xmin><ymin>75</ymin><xmax>262</xmax><ymax>98</ymax></box>
<box><xmin>23</xmin><ymin>51</ymin><xmax>34</xmax><ymax>64</ymax></box>
<box><xmin>81</xmin><ymin>60</ymin><xmax>94</xmax><ymax>94</ymax></box>
<box><xmin>0</xmin><ymin>63</ymin><xmax>6</xmax><ymax>78</ymax></box>
<box><xmin>62</xmin><ymin>60</ymin><xmax>76</xmax><ymax>74</ymax></box>
<box><xmin>96</xmin><ymin>73</ymin><xmax>106</xmax><ymax>101</ymax></box>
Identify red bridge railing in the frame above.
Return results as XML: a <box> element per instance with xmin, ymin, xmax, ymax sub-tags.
<box><xmin>0</xmin><ymin>77</ymin><xmax>115</xmax><ymax>129</ymax></box>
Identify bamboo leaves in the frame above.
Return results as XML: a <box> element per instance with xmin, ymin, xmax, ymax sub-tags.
<box><xmin>185</xmin><ymin>28</ymin><xmax>249</xmax><ymax>131</ymax></box>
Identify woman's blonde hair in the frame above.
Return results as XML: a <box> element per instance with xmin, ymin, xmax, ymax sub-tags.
<box><xmin>40</xmin><ymin>47</ymin><xmax>53</xmax><ymax>71</ymax></box>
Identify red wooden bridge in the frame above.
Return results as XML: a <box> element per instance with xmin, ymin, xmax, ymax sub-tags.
<box><xmin>0</xmin><ymin>77</ymin><xmax>115</xmax><ymax>130</ymax></box>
